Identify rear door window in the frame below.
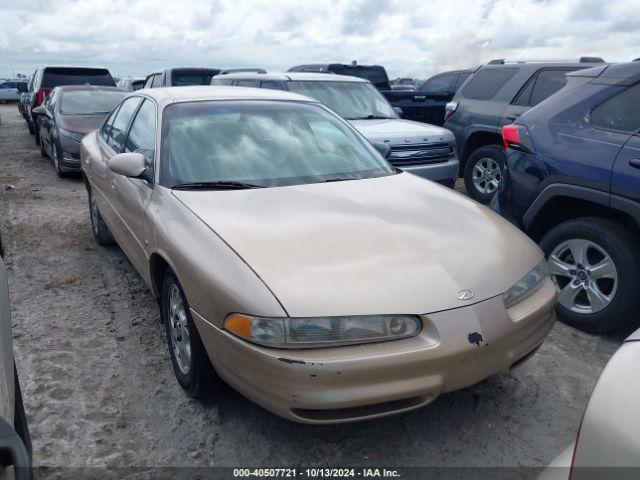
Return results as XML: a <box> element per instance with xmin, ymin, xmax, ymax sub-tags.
<box><xmin>529</xmin><ymin>69</ymin><xmax>572</xmax><ymax>106</ymax></box>
<box><xmin>462</xmin><ymin>68</ymin><xmax>518</xmax><ymax>100</ymax></box>
<box><xmin>171</xmin><ymin>70</ymin><xmax>220</xmax><ymax>86</ymax></box>
<box><xmin>420</xmin><ymin>73</ymin><xmax>457</xmax><ymax>94</ymax></box>
<box><xmin>260</xmin><ymin>81</ymin><xmax>283</xmax><ymax>90</ymax></box>
<box><xmin>106</xmin><ymin>97</ymin><xmax>142</xmax><ymax>152</ymax></box>
<box><xmin>41</xmin><ymin>68</ymin><xmax>115</xmax><ymax>88</ymax></box>
<box><xmin>591</xmin><ymin>84</ymin><xmax>640</xmax><ymax>134</ymax></box>
<box><xmin>454</xmin><ymin>73</ymin><xmax>472</xmax><ymax>91</ymax></box>
<box><xmin>236</xmin><ymin>80</ymin><xmax>259</xmax><ymax>87</ymax></box>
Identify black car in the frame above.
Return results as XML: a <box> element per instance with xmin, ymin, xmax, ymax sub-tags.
<box><xmin>496</xmin><ymin>62</ymin><xmax>640</xmax><ymax>333</ymax></box>
<box><xmin>27</xmin><ymin>66</ymin><xmax>116</xmax><ymax>146</ymax></box>
<box><xmin>32</xmin><ymin>85</ymin><xmax>126</xmax><ymax>176</ymax></box>
<box><xmin>142</xmin><ymin>67</ymin><xmax>221</xmax><ymax>88</ymax></box>
<box><xmin>443</xmin><ymin>58</ymin><xmax>605</xmax><ymax>203</ymax></box>
<box><xmin>382</xmin><ymin>69</ymin><xmax>472</xmax><ymax>126</ymax></box>
<box><xmin>288</xmin><ymin>63</ymin><xmax>391</xmax><ymax>90</ymax></box>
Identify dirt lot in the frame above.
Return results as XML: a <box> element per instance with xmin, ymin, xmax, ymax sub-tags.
<box><xmin>0</xmin><ymin>103</ymin><xmax>630</xmax><ymax>477</ymax></box>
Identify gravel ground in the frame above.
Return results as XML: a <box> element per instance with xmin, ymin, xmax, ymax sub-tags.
<box><xmin>0</xmin><ymin>103</ymin><xmax>631</xmax><ymax>478</ymax></box>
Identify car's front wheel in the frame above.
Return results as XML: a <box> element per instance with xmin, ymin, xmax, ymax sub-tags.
<box><xmin>161</xmin><ymin>270</ymin><xmax>219</xmax><ymax>398</ymax></box>
<box><xmin>540</xmin><ymin>218</ymin><xmax>640</xmax><ymax>332</ymax></box>
<box><xmin>464</xmin><ymin>145</ymin><xmax>505</xmax><ymax>204</ymax></box>
<box><xmin>34</xmin><ymin>118</ymin><xmax>40</xmax><ymax>146</ymax></box>
<box><xmin>88</xmin><ymin>191</ymin><xmax>114</xmax><ymax>246</ymax></box>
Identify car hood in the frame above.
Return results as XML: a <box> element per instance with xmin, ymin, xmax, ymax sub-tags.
<box><xmin>58</xmin><ymin>114</ymin><xmax>108</xmax><ymax>134</ymax></box>
<box><xmin>349</xmin><ymin>118</ymin><xmax>454</xmax><ymax>145</ymax></box>
<box><xmin>172</xmin><ymin>173</ymin><xmax>542</xmax><ymax>317</ymax></box>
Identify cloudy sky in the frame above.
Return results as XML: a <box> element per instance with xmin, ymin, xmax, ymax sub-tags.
<box><xmin>0</xmin><ymin>0</ymin><xmax>638</xmax><ymax>80</ymax></box>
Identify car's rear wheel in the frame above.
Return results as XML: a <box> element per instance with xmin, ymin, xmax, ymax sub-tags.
<box><xmin>161</xmin><ymin>270</ymin><xmax>219</xmax><ymax>397</ymax></box>
<box><xmin>89</xmin><ymin>191</ymin><xmax>114</xmax><ymax>246</ymax></box>
<box><xmin>464</xmin><ymin>145</ymin><xmax>505</xmax><ymax>204</ymax></box>
<box><xmin>540</xmin><ymin>218</ymin><xmax>640</xmax><ymax>332</ymax></box>
<box><xmin>27</xmin><ymin>119</ymin><xmax>34</xmax><ymax>135</ymax></box>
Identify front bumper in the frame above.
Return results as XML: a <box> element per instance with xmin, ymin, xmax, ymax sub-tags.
<box><xmin>193</xmin><ymin>279</ymin><xmax>556</xmax><ymax>424</ymax></box>
<box><xmin>401</xmin><ymin>157</ymin><xmax>459</xmax><ymax>183</ymax></box>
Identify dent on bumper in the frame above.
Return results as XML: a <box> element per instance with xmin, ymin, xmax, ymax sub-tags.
<box><xmin>193</xmin><ymin>279</ymin><xmax>556</xmax><ymax>424</ymax></box>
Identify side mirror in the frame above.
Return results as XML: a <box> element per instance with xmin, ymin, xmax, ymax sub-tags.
<box><xmin>32</xmin><ymin>106</ymin><xmax>48</xmax><ymax>117</ymax></box>
<box><xmin>373</xmin><ymin>142</ymin><xmax>391</xmax><ymax>159</ymax></box>
<box><xmin>393</xmin><ymin>106</ymin><xmax>403</xmax><ymax>117</ymax></box>
<box><xmin>108</xmin><ymin>152</ymin><xmax>147</xmax><ymax>178</ymax></box>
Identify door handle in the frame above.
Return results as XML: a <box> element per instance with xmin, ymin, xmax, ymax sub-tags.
<box><xmin>629</xmin><ymin>159</ymin><xmax>640</xmax><ymax>169</ymax></box>
<box><xmin>111</xmin><ymin>179</ymin><xmax>117</xmax><ymax>190</ymax></box>
<box><xmin>505</xmin><ymin>113</ymin><xmax>521</xmax><ymax>121</ymax></box>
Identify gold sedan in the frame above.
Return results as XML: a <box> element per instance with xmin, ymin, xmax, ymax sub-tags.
<box><xmin>81</xmin><ymin>86</ymin><xmax>556</xmax><ymax>424</ymax></box>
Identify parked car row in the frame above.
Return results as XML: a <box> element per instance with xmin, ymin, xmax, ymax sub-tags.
<box><xmin>2</xmin><ymin>56</ymin><xmax>639</xmax><ymax>473</ymax></box>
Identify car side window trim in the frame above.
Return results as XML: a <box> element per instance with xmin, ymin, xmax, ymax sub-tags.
<box><xmin>121</xmin><ymin>96</ymin><xmax>159</xmax><ymax>186</ymax></box>
<box><xmin>103</xmin><ymin>96</ymin><xmax>144</xmax><ymax>154</ymax></box>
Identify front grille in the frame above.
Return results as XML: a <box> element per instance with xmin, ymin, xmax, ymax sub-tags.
<box><xmin>388</xmin><ymin>142</ymin><xmax>454</xmax><ymax>167</ymax></box>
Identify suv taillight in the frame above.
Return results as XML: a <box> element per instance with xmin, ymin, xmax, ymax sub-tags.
<box><xmin>35</xmin><ymin>88</ymin><xmax>50</xmax><ymax>106</ymax></box>
<box><xmin>444</xmin><ymin>101</ymin><xmax>458</xmax><ymax>121</ymax></box>
<box><xmin>502</xmin><ymin>124</ymin><xmax>536</xmax><ymax>154</ymax></box>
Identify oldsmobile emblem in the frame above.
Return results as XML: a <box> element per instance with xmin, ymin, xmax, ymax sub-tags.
<box><xmin>457</xmin><ymin>289</ymin><xmax>474</xmax><ymax>301</ymax></box>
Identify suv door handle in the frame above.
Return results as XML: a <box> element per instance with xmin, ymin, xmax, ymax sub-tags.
<box><xmin>505</xmin><ymin>113</ymin><xmax>521</xmax><ymax>121</ymax></box>
<box><xmin>629</xmin><ymin>159</ymin><xmax>640</xmax><ymax>169</ymax></box>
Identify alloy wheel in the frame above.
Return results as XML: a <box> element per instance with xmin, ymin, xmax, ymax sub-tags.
<box><xmin>548</xmin><ymin>239</ymin><xmax>618</xmax><ymax>314</ymax></box>
<box><xmin>168</xmin><ymin>284</ymin><xmax>192</xmax><ymax>375</ymax></box>
<box><xmin>472</xmin><ymin>157</ymin><xmax>502</xmax><ymax>195</ymax></box>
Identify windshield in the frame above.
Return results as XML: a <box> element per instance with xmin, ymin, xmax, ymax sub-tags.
<box><xmin>42</xmin><ymin>68</ymin><xmax>115</xmax><ymax>88</ymax></box>
<box><xmin>60</xmin><ymin>90</ymin><xmax>126</xmax><ymax>115</ymax></box>
<box><xmin>286</xmin><ymin>81</ymin><xmax>397</xmax><ymax>120</ymax></box>
<box><xmin>172</xmin><ymin>70</ymin><xmax>220</xmax><ymax>86</ymax></box>
<box><xmin>162</xmin><ymin>101</ymin><xmax>394</xmax><ymax>188</ymax></box>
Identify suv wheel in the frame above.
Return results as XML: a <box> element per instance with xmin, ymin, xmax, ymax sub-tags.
<box><xmin>540</xmin><ymin>218</ymin><xmax>640</xmax><ymax>332</ymax></box>
<box><xmin>161</xmin><ymin>269</ymin><xmax>219</xmax><ymax>397</ymax></box>
<box><xmin>39</xmin><ymin>130</ymin><xmax>47</xmax><ymax>158</ymax></box>
<box><xmin>464</xmin><ymin>145</ymin><xmax>505</xmax><ymax>204</ymax></box>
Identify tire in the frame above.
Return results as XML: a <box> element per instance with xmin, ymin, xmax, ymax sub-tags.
<box><xmin>14</xmin><ymin>366</ymin><xmax>32</xmax><ymax>462</ymax></box>
<box><xmin>540</xmin><ymin>218</ymin><xmax>640</xmax><ymax>332</ymax></box>
<box><xmin>89</xmin><ymin>191</ymin><xmax>115</xmax><ymax>246</ymax></box>
<box><xmin>27</xmin><ymin>119</ymin><xmax>34</xmax><ymax>135</ymax></box>
<box><xmin>463</xmin><ymin>145</ymin><xmax>505</xmax><ymax>204</ymax></box>
<box><xmin>52</xmin><ymin>141</ymin><xmax>65</xmax><ymax>177</ymax></box>
<box><xmin>39</xmin><ymin>129</ymin><xmax>47</xmax><ymax>158</ymax></box>
<box><xmin>34</xmin><ymin>118</ymin><xmax>40</xmax><ymax>146</ymax></box>
<box><xmin>161</xmin><ymin>269</ymin><xmax>218</xmax><ymax>398</ymax></box>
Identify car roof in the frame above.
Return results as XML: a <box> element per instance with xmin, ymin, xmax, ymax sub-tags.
<box><xmin>133</xmin><ymin>85</ymin><xmax>319</xmax><ymax>108</ymax></box>
<box><xmin>478</xmin><ymin>61</ymin><xmax>606</xmax><ymax>72</ymax></box>
<box><xmin>38</xmin><ymin>65</ymin><xmax>111</xmax><ymax>71</ymax></box>
<box><xmin>54</xmin><ymin>85</ymin><xmax>126</xmax><ymax>92</ymax></box>
<box><xmin>214</xmin><ymin>72</ymin><xmax>368</xmax><ymax>83</ymax></box>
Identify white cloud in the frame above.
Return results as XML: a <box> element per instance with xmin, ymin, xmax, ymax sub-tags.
<box><xmin>0</xmin><ymin>0</ymin><xmax>637</xmax><ymax>80</ymax></box>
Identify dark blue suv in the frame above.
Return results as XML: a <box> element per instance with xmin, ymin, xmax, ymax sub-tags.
<box><xmin>496</xmin><ymin>62</ymin><xmax>640</xmax><ymax>333</ymax></box>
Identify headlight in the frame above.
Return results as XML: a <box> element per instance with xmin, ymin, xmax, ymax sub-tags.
<box><xmin>59</xmin><ymin>128</ymin><xmax>85</xmax><ymax>142</ymax></box>
<box><xmin>503</xmin><ymin>259</ymin><xmax>548</xmax><ymax>309</ymax></box>
<box><xmin>225</xmin><ymin>314</ymin><xmax>422</xmax><ymax>348</ymax></box>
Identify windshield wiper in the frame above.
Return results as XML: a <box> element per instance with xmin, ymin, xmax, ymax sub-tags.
<box><xmin>346</xmin><ymin>115</ymin><xmax>392</xmax><ymax>120</ymax></box>
<box><xmin>171</xmin><ymin>181</ymin><xmax>264</xmax><ymax>190</ymax></box>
